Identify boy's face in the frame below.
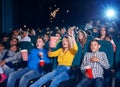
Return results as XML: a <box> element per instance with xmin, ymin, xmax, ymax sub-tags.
<box><xmin>90</xmin><ymin>41</ymin><xmax>100</xmax><ymax>52</ymax></box>
<box><xmin>36</xmin><ymin>38</ymin><xmax>45</xmax><ymax>49</ymax></box>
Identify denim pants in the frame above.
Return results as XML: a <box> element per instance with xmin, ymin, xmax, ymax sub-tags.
<box><xmin>76</xmin><ymin>77</ymin><xmax>104</xmax><ymax>87</ymax></box>
<box><xmin>0</xmin><ymin>67</ymin><xmax>3</xmax><ymax>74</ymax></box>
<box><xmin>2</xmin><ymin>65</ymin><xmax>14</xmax><ymax>75</ymax></box>
<box><xmin>7</xmin><ymin>67</ymin><xmax>41</xmax><ymax>87</ymax></box>
<box><xmin>30</xmin><ymin>65</ymin><xmax>70</xmax><ymax>87</ymax></box>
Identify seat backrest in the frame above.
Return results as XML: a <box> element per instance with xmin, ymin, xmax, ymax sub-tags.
<box><xmin>83</xmin><ymin>40</ymin><xmax>114</xmax><ymax>67</ymax></box>
<box><xmin>115</xmin><ymin>43</ymin><xmax>120</xmax><ymax>78</ymax></box>
<box><xmin>72</xmin><ymin>41</ymin><xmax>82</xmax><ymax>66</ymax></box>
<box><xmin>99</xmin><ymin>40</ymin><xmax>114</xmax><ymax>67</ymax></box>
<box><xmin>20</xmin><ymin>41</ymin><xmax>33</xmax><ymax>54</ymax></box>
<box><xmin>115</xmin><ymin>43</ymin><xmax>120</xmax><ymax>65</ymax></box>
<box><xmin>87</xmin><ymin>35</ymin><xmax>94</xmax><ymax>42</ymax></box>
<box><xmin>29</xmin><ymin>35</ymin><xmax>37</xmax><ymax>47</ymax></box>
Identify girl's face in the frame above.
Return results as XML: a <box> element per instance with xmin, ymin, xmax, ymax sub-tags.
<box><xmin>100</xmin><ymin>27</ymin><xmax>106</xmax><ymax>36</ymax></box>
<box><xmin>10</xmin><ymin>45</ymin><xmax>17</xmax><ymax>52</ymax></box>
<box><xmin>78</xmin><ymin>32</ymin><xmax>84</xmax><ymax>40</ymax></box>
<box><xmin>90</xmin><ymin>41</ymin><xmax>100</xmax><ymax>52</ymax></box>
<box><xmin>62</xmin><ymin>38</ymin><xmax>70</xmax><ymax>48</ymax></box>
<box><xmin>36</xmin><ymin>38</ymin><xmax>45</xmax><ymax>49</ymax></box>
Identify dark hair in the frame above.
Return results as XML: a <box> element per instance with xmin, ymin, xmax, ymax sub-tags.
<box><xmin>98</xmin><ymin>27</ymin><xmax>109</xmax><ymax>39</ymax></box>
<box><xmin>105</xmin><ymin>35</ymin><xmax>112</xmax><ymax>40</ymax></box>
<box><xmin>55</xmin><ymin>32</ymin><xmax>62</xmax><ymax>37</ymax></box>
<box><xmin>90</xmin><ymin>39</ymin><xmax>100</xmax><ymax>45</ymax></box>
<box><xmin>10</xmin><ymin>44</ymin><xmax>20</xmax><ymax>52</ymax></box>
<box><xmin>86</xmin><ymin>30</ymin><xmax>92</xmax><ymax>35</ymax></box>
<box><xmin>11</xmin><ymin>38</ymin><xmax>19</xmax><ymax>43</ymax></box>
<box><xmin>0</xmin><ymin>42</ymin><xmax>6</xmax><ymax>47</ymax></box>
<box><xmin>37</xmin><ymin>36</ymin><xmax>45</xmax><ymax>43</ymax></box>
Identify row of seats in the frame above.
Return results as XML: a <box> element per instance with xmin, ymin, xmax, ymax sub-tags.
<box><xmin>22</xmin><ymin>40</ymin><xmax>119</xmax><ymax>87</ymax></box>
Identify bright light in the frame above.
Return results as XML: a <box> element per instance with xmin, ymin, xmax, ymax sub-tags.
<box><xmin>106</xmin><ymin>9</ymin><xmax>116</xmax><ymax>18</ymax></box>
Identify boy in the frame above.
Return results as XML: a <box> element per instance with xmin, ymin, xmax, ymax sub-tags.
<box><xmin>76</xmin><ymin>40</ymin><xmax>110</xmax><ymax>87</ymax></box>
<box><xmin>30</xmin><ymin>30</ymin><xmax>78</xmax><ymax>87</ymax></box>
<box><xmin>7</xmin><ymin>37</ymin><xmax>50</xmax><ymax>87</ymax></box>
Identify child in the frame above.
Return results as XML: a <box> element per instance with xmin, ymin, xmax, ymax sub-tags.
<box><xmin>7</xmin><ymin>37</ymin><xmax>50</xmax><ymax>87</ymax></box>
<box><xmin>0</xmin><ymin>44</ymin><xmax>21</xmax><ymax>83</ymax></box>
<box><xmin>105</xmin><ymin>35</ymin><xmax>116</xmax><ymax>52</ymax></box>
<box><xmin>30</xmin><ymin>30</ymin><xmax>78</xmax><ymax>87</ymax></box>
<box><xmin>0</xmin><ymin>42</ymin><xmax>7</xmax><ymax>83</ymax></box>
<box><xmin>76</xmin><ymin>40</ymin><xmax>110</xmax><ymax>87</ymax></box>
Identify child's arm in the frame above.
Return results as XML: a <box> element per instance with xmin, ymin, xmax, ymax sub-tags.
<box><xmin>99</xmin><ymin>52</ymin><xmax>110</xmax><ymax>69</ymax></box>
<box><xmin>81</xmin><ymin>53</ymin><xmax>89</xmax><ymax>72</ymax></box>
<box><xmin>90</xmin><ymin>52</ymin><xmax>110</xmax><ymax>69</ymax></box>
<box><xmin>48</xmin><ymin>48</ymin><xmax>62</xmax><ymax>58</ymax></box>
<box><xmin>69</xmin><ymin>29</ymin><xmax>78</xmax><ymax>54</ymax></box>
<box><xmin>0</xmin><ymin>52</ymin><xmax>21</xmax><ymax>66</ymax></box>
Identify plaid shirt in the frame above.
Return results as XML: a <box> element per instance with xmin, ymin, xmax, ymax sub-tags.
<box><xmin>81</xmin><ymin>51</ymin><xmax>110</xmax><ymax>78</ymax></box>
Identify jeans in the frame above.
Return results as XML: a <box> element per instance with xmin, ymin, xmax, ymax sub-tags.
<box><xmin>76</xmin><ymin>77</ymin><xmax>104</xmax><ymax>87</ymax></box>
<box><xmin>2</xmin><ymin>65</ymin><xmax>14</xmax><ymax>75</ymax></box>
<box><xmin>7</xmin><ymin>67</ymin><xmax>41</xmax><ymax>87</ymax></box>
<box><xmin>0</xmin><ymin>67</ymin><xmax>3</xmax><ymax>74</ymax></box>
<box><xmin>30</xmin><ymin>65</ymin><xmax>70</xmax><ymax>87</ymax></box>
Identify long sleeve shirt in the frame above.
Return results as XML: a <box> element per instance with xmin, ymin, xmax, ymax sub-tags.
<box><xmin>28</xmin><ymin>48</ymin><xmax>50</xmax><ymax>71</ymax></box>
<box><xmin>48</xmin><ymin>43</ymin><xmax>78</xmax><ymax>66</ymax></box>
<box><xmin>4</xmin><ymin>52</ymin><xmax>21</xmax><ymax>63</ymax></box>
<box><xmin>0</xmin><ymin>49</ymin><xmax>7</xmax><ymax>61</ymax></box>
<box><xmin>81</xmin><ymin>51</ymin><xmax>110</xmax><ymax>78</ymax></box>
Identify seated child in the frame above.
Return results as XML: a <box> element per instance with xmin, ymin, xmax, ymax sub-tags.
<box><xmin>76</xmin><ymin>40</ymin><xmax>110</xmax><ymax>87</ymax></box>
<box><xmin>30</xmin><ymin>30</ymin><xmax>78</xmax><ymax>87</ymax></box>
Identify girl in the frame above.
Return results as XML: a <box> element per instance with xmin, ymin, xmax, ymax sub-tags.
<box><xmin>30</xmin><ymin>29</ymin><xmax>78</xmax><ymax>87</ymax></box>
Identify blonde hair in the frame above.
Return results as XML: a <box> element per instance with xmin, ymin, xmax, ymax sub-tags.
<box><xmin>63</xmin><ymin>36</ymin><xmax>73</xmax><ymax>49</ymax></box>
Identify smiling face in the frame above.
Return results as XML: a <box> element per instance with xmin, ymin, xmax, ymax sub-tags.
<box><xmin>62</xmin><ymin>37</ymin><xmax>71</xmax><ymax>49</ymax></box>
<box><xmin>36</xmin><ymin>38</ymin><xmax>45</xmax><ymax>49</ymax></box>
<box><xmin>10</xmin><ymin>45</ymin><xmax>17</xmax><ymax>52</ymax></box>
<box><xmin>90</xmin><ymin>40</ymin><xmax>100</xmax><ymax>52</ymax></box>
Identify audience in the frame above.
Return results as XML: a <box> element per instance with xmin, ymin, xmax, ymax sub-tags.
<box><xmin>30</xmin><ymin>29</ymin><xmax>78</xmax><ymax>87</ymax></box>
<box><xmin>0</xmin><ymin>19</ymin><xmax>119</xmax><ymax>87</ymax></box>
<box><xmin>7</xmin><ymin>37</ymin><xmax>50</xmax><ymax>87</ymax></box>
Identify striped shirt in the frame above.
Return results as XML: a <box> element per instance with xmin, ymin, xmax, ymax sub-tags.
<box><xmin>81</xmin><ymin>51</ymin><xmax>110</xmax><ymax>78</ymax></box>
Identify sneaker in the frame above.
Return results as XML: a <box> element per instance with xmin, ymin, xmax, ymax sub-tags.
<box><xmin>0</xmin><ymin>73</ymin><xmax>7</xmax><ymax>83</ymax></box>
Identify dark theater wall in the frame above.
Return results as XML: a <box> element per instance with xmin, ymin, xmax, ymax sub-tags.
<box><xmin>2</xmin><ymin>0</ymin><xmax>13</xmax><ymax>33</ymax></box>
<box><xmin>0</xmin><ymin>0</ymin><xmax>2</xmax><ymax>33</ymax></box>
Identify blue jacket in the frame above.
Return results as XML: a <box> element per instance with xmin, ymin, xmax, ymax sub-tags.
<box><xmin>28</xmin><ymin>48</ymin><xmax>50</xmax><ymax>72</ymax></box>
